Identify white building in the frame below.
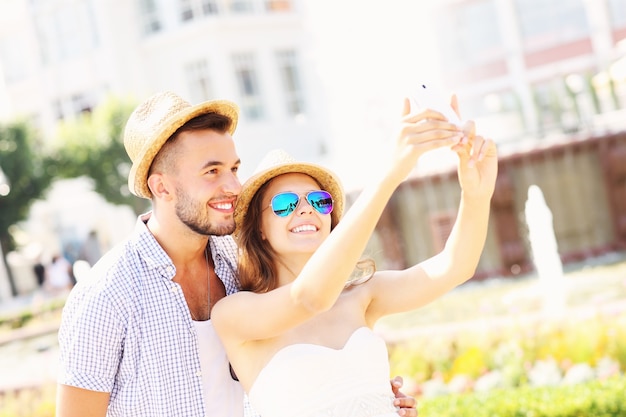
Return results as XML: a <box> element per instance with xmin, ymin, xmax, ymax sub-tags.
<box><xmin>429</xmin><ymin>0</ymin><xmax>626</xmax><ymax>143</ymax></box>
<box><xmin>0</xmin><ymin>0</ymin><xmax>341</xmax><ymax>297</ymax></box>
<box><xmin>2</xmin><ymin>0</ymin><xmax>625</xmax><ymax>174</ymax></box>
<box><xmin>0</xmin><ymin>0</ymin><xmax>333</xmax><ymax>181</ymax></box>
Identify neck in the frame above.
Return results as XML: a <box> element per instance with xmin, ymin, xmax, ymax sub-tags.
<box><xmin>275</xmin><ymin>252</ymin><xmax>311</xmax><ymax>287</ymax></box>
<box><xmin>146</xmin><ymin>211</ymin><xmax>209</xmax><ymax>265</ymax></box>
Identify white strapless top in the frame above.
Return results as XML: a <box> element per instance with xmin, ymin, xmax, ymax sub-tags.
<box><xmin>248</xmin><ymin>327</ymin><xmax>398</xmax><ymax>417</ymax></box>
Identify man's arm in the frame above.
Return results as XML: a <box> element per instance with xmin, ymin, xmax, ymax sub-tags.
<box><xmin>56</xmin><ymin>384</ymin><xmax>110</xmax><ymax>417</ymax></box>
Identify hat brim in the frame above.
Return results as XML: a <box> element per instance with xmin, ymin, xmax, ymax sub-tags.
<box><xmin>128</xmin><ymin>100</ymin><xmax>239</xmax><ymax>199</ymax></box>
<box><xmin>234</xmin><ymin>162</ymin><xmax>344</xmax><ymax>235</ymax></box>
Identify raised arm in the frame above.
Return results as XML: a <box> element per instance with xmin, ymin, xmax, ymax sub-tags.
<box><xmin>364</xmin><ymin>121</ymin><xmax>498</xmax><ymax>323</ymax></box>
<box><xmin>288</xmin><ymin>106</ymin><xmax>466</xmax><ymax>315</ymax></box>
<box><xmin>212</xmin><ymin>99</ymin><xmax>464</xmax><ymax>342</ymax></box>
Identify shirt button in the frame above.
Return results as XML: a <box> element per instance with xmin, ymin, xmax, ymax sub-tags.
<box><xmin>170</xmin><ymin>286</ymin><xmax>178</xmax><ymax>293</ymax></box>
<box><xmin>196</xmin><ymin>370</ymin><xmax>202</xmax><ymax>377</ymax></box>
<box><xmin>166</xmin><ymin>266</ymin><xmax>175</xmax><ymax>274</ymax></box>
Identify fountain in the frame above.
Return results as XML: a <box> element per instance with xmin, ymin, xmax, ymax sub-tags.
<box><xmin>524</xmin><ymin>185</ymin><xmax>566</xmax><ymax>316</ymax></box>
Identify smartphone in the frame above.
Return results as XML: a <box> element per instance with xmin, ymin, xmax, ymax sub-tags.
<box><xmin>409</xmin><ymin>84</ymin><xmax>462</xmax><ymax>125</ymax></box>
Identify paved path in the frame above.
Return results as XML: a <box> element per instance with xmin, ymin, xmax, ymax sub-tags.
<box><xmin>0</xmin><ymin>291</ymin><xmax>65</xmax><ymax>392</ymax></box>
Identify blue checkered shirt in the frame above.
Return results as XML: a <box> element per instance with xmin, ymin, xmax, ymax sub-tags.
<box><xmin>57</xmin><ymin>213</ymin><xmax>241</xmax><ymax>417</ymax></box>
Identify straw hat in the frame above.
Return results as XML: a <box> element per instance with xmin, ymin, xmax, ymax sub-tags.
<box><xmin>124</xmin><ymin>91</ymin><xmax>239</xmax><ymax>199</ymax></box>
<box><xmin>234</xmin><ymin>149</ymin><xmax>344</xmax><ymax>233</ymax></box>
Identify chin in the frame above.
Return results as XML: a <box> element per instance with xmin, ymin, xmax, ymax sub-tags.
<box><xmin>292</xmin><ymin>242</ymin><xmax>322</xmax><ymax>254</ymax></box>
<box><xmin>210</xmin><ymin>222</ymin><xmax>236</xmax><ymax>236</ymax></box>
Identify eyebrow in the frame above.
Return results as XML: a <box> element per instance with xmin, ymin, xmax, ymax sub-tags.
<box><xmin>201</xmin><ymin>158</ymin><xmax>241</xmax><ymax>170</ymax></box>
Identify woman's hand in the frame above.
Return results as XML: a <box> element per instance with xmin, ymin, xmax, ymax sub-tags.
<box><xmin>452</xmin><ymin>131</ymin><xmax>498</xmax><ymax>199</ymax></box>
<box><xmin>390</xmin><ymin>98</ymin><xmax>464</xmax><ymax>184</ymax></box>
<box><xmin>450</xmin><ymin>96</ymin><xmax>498</xmax><ymax>199</ymax></box>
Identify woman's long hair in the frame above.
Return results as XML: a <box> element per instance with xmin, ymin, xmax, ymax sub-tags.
<box><xmin>236</xmin><ymin>180</ymin><xmax>279</xmax><ymax>292</ymax></box>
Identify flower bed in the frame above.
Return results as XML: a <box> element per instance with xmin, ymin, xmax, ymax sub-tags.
<box><xmin>387</xmin><ymin>310</ymin><xmax>626</xmax><ymax>397</ymax></box>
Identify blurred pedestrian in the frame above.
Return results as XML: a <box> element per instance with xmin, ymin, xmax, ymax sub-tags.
<box><xmin>45</xmin><ymin>254</ymin><xmax>74</xmax><ymax>294</ymax></box>
<box><xmin>33</xmin><ymin>256</ymin><xmax>46</xmax><ymax>288</ymax></box>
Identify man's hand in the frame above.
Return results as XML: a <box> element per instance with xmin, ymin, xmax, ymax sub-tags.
<box><xmin>391</xmin><ymin>376</ymin><xmax>418</xmax><ymax>416</ymax></box>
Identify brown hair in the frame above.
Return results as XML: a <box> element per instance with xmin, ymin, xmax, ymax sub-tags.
<box><xmin>236</xmin><ymin>180</ymin><xmax>279</xmax><ymax>292</ymax></box>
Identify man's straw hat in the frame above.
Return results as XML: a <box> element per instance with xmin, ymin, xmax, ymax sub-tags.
<box><xmin>234</xmin><ymin>149</ymin><xmax>344</xmax><ymax>233</ymax></box>
<box><xmin>124</xmin><ymin>91</ymin><xmax>239</xmax><ymax>199</ymax></box>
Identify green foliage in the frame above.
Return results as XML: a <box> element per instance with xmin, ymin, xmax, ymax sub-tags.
<box><xmin>420</xmin><ymin>376</ymin><xmax>626</xmax><ymax>417</ymax></box>
<box><xmin>44</xmin><ymin>94</ymin><xmax>149</xmax><ymax>215</ymax></box>
<box><xmin>0</xmin><ymin>122</ymin><xmax>52</xmax><ymax>252</ymax></box>
<box><xmin>0</xmin><ymin>297</ymin><xmax>64</xmax><ymax>330</ymax></box>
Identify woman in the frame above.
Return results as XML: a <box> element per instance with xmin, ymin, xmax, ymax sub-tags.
<box><xmin>212</xmin><ymin>98</ymin><xmax>498</xmax><ymax>417</ymax></box>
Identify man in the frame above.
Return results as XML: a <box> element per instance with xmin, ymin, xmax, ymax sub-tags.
<box><xmin>56</xmin><ymin>91</ymin><xmax>418</xmax><ymax>416</ymax></box>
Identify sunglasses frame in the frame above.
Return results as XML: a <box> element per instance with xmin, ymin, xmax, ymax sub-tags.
<box><xmin>268</xmin><ymin>190</ymin><xmax>334</xmax><ymax>218</ymax></box>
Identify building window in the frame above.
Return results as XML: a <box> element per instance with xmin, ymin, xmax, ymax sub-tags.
<box><xmin>179</xmin><ymin>0</ymin><xmax>219</xmax><ymax>21</ymax></box>
<box><xmin>184</xmin><ymin>59</ymin><xmax>214</xmax><ymax>103</ymax></box>
<box><xmin>265</xmin><ymin>0</ymin><xmax>292</xmax><ymax>11</ymax></box>
<box><xmin>139</xmin><ymin>0</ymin><xmax>162</xmax><ymax>35</ymax></box>
<box><xmin>202</xmin><ymin>0</ymin><xmax>219</xmax><ymax>15</ymax></box>
<box><xmin>514</xmin><ymin>0</ymin><xmax>589</xmax><ymax>51</ymax></box>
<box><xmin>232</xmin><ymin>53</ymin><xmax>264</xmax><ymax>119</ymax></box>
<box><xmin>230</xmin><ymin>0</ymin><xmax>254</xmax><ymax>13</ymax></box>
<box><xmin>435</xmin><ymin>0</ymin><xmax>504</xmax><ymax>69</ymax></box>
<box><xmin>180</xmin><ymin>0</ymin><xmax>194</xmax><ymax>21</ymax></box>
<box><xmin>608</xmin><ymin>0</ymin><xmax>626</xmax><ymax>29</ymax></box>
<box><xmin>276</xmin><ymin>49</ymin><xmax>305</xmax><ymax>116</ymax></box>
<box><xmin>32</xmin><ymin>0</ymin><xmax>99</xmax><ymax>64</ymax></box>
<box><xmin>0</xmin><ymin>37</ymin><xmax>28</xmax><ymax>83</ymax></box>
<box><xmin>531</xmin><ymin>79</ymin><xmax>581</xmax><ymax>135</ymax></box>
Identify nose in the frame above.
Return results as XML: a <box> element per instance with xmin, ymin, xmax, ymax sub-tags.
<box><xmin>222</xmin><ymin>172</ymin><xmax>242</xmax><ymax>195</ymax></box>
<box><xmin>296</xmin><ymin>196</ymin><xmax>313</xmax><ymax>216</ymax></box>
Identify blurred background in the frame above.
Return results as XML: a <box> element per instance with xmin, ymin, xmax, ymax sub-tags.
<box><xmin>0</xmin><ymin>0</ymin><xmax>625</xmax><ymax>415</ymax></box>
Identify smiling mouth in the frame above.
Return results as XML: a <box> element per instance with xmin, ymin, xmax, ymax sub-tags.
<box><xmin>291</xmin><ymin>224</ymin><xmax>318</xmax><ymax>233</ymax></box>
<box><xmin>210</xmin><ymin>202</ymin><xmax>234</xmax><ymax>211</ymax></box>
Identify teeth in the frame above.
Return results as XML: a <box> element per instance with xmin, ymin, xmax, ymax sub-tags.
<box><xmin>213</xmin><ymin>203</ymin><xmax>233</xmax><ymax>210</ymax></box>
<box><xmin>292</xmin><ymin>224</ymin><xmax>317</xmax><ymax>233</ymax></box>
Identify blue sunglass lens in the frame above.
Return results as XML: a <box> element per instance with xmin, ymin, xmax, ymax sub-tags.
<box><xmin>307</xmin><ymin>191</ymin><xmax>334</xmax><ymax>215</ymax></box>
<box><xmin>270</xmin><ymin>191</ymin><xmax>334</xmax><ymax>217</ymax></box>
<box><xmin>271</xmin><ymin>192</ymin><xmax>300</xmax><ymax>217</ymax></box>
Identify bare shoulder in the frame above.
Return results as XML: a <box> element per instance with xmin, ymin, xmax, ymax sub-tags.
<box><xmin>212</xmin><ymin>290</ymin><xmax>250</xmax><ymax>313</ymax></box>
<box><xmin>211</xmin><ymin>290</ymin><xmax>257</xmax><ymax>326</ymax></box>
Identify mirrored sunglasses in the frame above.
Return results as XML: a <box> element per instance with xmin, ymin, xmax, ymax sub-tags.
<box><xmin>269</xmin><ymin>190</ymin><xmax>334</xmax><ymax>217</ymax></box>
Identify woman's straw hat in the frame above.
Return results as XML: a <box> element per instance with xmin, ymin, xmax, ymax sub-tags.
<box><xmin>234</xmin><ymin>149</ymin><xmax>344</xmax><ymax>233</ymax></box>
<box><xmin>123</xmin><ymin>91</ymin><xmax>239</xmax><ymax>199</ymax></box>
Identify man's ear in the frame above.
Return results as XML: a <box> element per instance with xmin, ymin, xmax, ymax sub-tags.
<box><xmin>147</xmin><ymin>173</ymin><xmax>172</xmax><ymax>200</ymax></box>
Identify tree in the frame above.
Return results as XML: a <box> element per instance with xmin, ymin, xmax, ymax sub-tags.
<box><xmin>46</xmin><ymin>94</ymin><xmax>150</xmax><ymax>215</ymax></box>
<box><xmin>0</xmin><ymin>121</ymin><xmax>52</xmax><ymax>295</ymax></box>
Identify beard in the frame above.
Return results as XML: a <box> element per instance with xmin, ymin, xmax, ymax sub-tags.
<box><xmin>175</xmin><ymin>185</ymin><xmax>236</xmax><ymax>237</ymax></box>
